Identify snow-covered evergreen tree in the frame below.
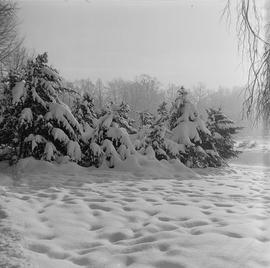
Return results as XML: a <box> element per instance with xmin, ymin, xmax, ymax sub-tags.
<box><xmin>206</xmin><ymin>108</ymin><xmax>242</xmax><ymax>160</ymax></box>
<box><xmin>169</xmin><ymin>87</ymin><xmax>222</xmax><ymax>168</ymax></box>
<box><xmin>157</xmin><ymin>101</ymin><xmax>169</xmax><ymax>120</ymax></box>
<box><xmin>142</xmin><ymin>119</ymin><xmax>186</xmax><ymax>162</ymax></box>
<box><xmin>0</xmin><ymin>53</ymin><xmax>82</xmax><ymax>163</ymax></box>
<box><xmin>134</xmin><ymin>110</ymin><xmax>155</xmax><ymax>150</ymax></box>
<box><xmin>135</xmin><ymin>101</ymin><xmax>185</xmax><ymax>162</ymax></box>
<box><xmin>193</xmin><ymin>130</ymin><xmax>224</xmax><ymax>168</ymax></box>
<box><xmin>72</xmin><ymin>92</ymin><xmax>97</xmax><ymax>132</ymax></box>
<box><xmin>71</xmin><ymin>92</ymin><xmax>98</xmax><ymax>166</ymax></box>
<box><xmin>148</xmin><ymin>101</ymin><xmax>170</xmax><ymax>160</ymax></box>
<box><xmin>112</xmin><ymin>102</ymin><xmax>137</xmax><ymax>134</ymax></box>
<box><xmin>0</xmin><ymin>71</ymin><xmax>24</xmax><ymax>161</ymax></box>
<box><xmin>139</xmin><ymin>111</ymin><xmax>155</xmax><ymax>127</ymax></box>
<box><xmin>81</xmin><ymin>102</ymin><xmax>137</xmax><ymax>167</ymax></box>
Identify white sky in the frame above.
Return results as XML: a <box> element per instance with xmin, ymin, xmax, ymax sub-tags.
<box><xmin>18</xmin><ymin>0</ymin><xmax>250</xmax><ymax>89</ymax></box>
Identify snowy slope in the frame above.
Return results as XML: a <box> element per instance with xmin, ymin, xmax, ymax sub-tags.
<box><xmin>0</xmin><ymin>146</ymin><xmax>270</xmax><ymax>267</ymax></box>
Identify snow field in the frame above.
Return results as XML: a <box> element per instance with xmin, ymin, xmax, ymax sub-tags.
<box><xmin>1</xmin><ymin>161</ymin><xmax>270</xmax><ymax>268</ymax></box>
<box><xmin>0</xmin><ymin>187</ymin><xmax>33</xmax><ymax>268</ymax></box>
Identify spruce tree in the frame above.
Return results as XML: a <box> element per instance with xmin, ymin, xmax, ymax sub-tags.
<box><xmin>139</xmin><ymin>111</ymin><xmax>155</xmax><ymax>127</ymax></box>
<box><xmin>206</xmin><ymin>108</ymin><xmax>242</xmax><ymax>160</ymax></box>
<box><xmin>113</xmin><ymin>102</ymin><xmax>137</xmax><ymax>134</ymax></box>
<box><xmin>148</xmin><ymin>101</ymin><xmax>170</xmax><ymax>160</ymax></box>
<box><xmin>135</xmin><ymin>101</ymin><xmax>185</xmax><ymax>162</ymax></box>
<box><xmin>82</xmin><ymin>102</ymin><xmax>136</xmax><ymax>168</ymax></box>
<box><xmin>0</xmin><ymin>53</ymin><xmax>82</xmax><ymax>163</ymax></box>
<box><xmin>169</xmin><ymin>87</ymin><xmax>222</xmax><ymax>167</ymax></box>
<box><xmin>157</xmin><ymin>101</ymin><xmax>169</xmax><ymax>120</ymax></box>
<box><xmin>72</xmin><ymin>92</ymin><xmax>97</xmax><ymax>131</ymax></box>
<box><xmin>143</xmin><ymin>119</ymin><xmax>169</xmax><ymax>161</ymax></box>
<box><xmin>72</xmin><ymin>92</ymin><xmax>98</xmax><ymax>166</ymax></box>
<box><xmin>0</xmin><ymin>71</ymin><xmax>24</xmax><ymax>161</ymax></box>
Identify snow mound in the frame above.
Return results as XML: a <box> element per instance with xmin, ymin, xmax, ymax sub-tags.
<box><xmin>111</xmin><ymin>151</ymin><xmax>198</xmax><ymax>179</ymax></box>
<box><xmin>13</xmin><ymin>155</ymin><xmax>198</xmax><ymax>184</ymax></box>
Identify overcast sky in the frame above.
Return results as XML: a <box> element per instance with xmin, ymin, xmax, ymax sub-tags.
<box><xmin>18</xmin><ymin>0</ymin><xmax>250</xmax><ymax>89</ymax></box>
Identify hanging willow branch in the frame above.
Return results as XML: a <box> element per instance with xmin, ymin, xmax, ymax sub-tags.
<box><xmin>224</xmin><ymin>0</ymin><xmax>270</xmax><ymax>123</ymax></box>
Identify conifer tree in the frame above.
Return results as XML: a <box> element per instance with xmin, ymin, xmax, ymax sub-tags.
<box><xmin>135</xmin><ymin>101</ymin><xmax>185</xmax><ymax>162</ymax></box>
<box><xmin>113</xmin><ymin>102</ymin><xmax>137</xmax><ymax>134</ymax></box>
<box><xmin>72</xmin><ymin>92</ymin><xmax>98</xmax><ymax>166</ymax></box>
<box><xmin>139</xmin><ymin>111</ymin><xmax>155</xmax><ymax>127</ymax></box>
<box><xmin>157</xmin><ymin>101</ymin><xmax>169</xmax><ymax>120</ymax></box>
<box><xmin>0</xmin><ymin>53</ymin><xmax>82</xmax><ymax>163</ymax></box>
<box><xmin>0</xmin><ymin>71</ymin><xmax>23</xmax><ymax>161</ymax></box>
<box><xmin>169</xmin><ymin>87</ymin><xmax>222</xmax><ymax>167</ymax></box>
<box><xmin>81</xmin><ymin>102</ymin><xmax>136</xmax><ymax>168</ymax></box>
<box><xmin>72</xmin><ymin>92</ymin><xmax>96</xmax><ymax>131</ymax></box>
<box><xmin>206</xmin><ymin>108</ymin><xmax>242</xmax><ymax>160</ymax></box>
<box><xmin>143</xmin><ymin>119</ymin><xmax>168</xmax><ymax>161</ymax></box>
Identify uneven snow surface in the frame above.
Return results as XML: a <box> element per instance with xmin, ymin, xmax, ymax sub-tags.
<box><xmin>1</xmin><ymin>140</ymin><xmax>270</xmax><ymax>267</ymax></box>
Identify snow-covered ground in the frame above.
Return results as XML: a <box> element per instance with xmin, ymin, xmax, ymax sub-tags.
<box><xmin>1</xmin><ymin>137</ymin><xmax>270</xmax><ymax>268</ymax></box>
<box><xmin>234</xmin><ymin>136</ymin><xmax>270</xmax><ymax>168</ymax></box>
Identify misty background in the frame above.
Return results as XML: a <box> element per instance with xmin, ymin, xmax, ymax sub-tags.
<box><xmin>17</xmin><ymin>0</ymin><xmax>265</xmax><ymax>136</ymax></box>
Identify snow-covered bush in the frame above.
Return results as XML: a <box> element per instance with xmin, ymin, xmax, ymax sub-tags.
<box><xmin>206</xmin><ymin>108</ymin><xmax>242</xmax><ymax>160</ymax></box>
<box><xmin>0</xmin><ymin>53</ymin><xmax>82</xmax><ymax>163</ymax></box>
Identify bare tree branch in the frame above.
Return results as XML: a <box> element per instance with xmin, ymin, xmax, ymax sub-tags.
<box><xmin>224</xmin><ymin>0</ymin><xmax>270</xmax><ymax>123</ymax></box>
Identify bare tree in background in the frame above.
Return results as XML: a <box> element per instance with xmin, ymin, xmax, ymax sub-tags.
<box><xmin>95</xmin><ymin>78</ymin><xmax>105</xmax><ymax>110</ymax></box>
<box><xmin>5</xmin><ymin>46</ymin><xmax>28</xmax><ymax>70</ymax></box>
<box><xmin>224</xmin><ymin>0</ymin><xmax>270</xmax><ymax>123</ymax></box>
<box><xmin>0</xmin><ymin>0</ymin><xmax>20</xmax><ymax>71</ymax></box>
